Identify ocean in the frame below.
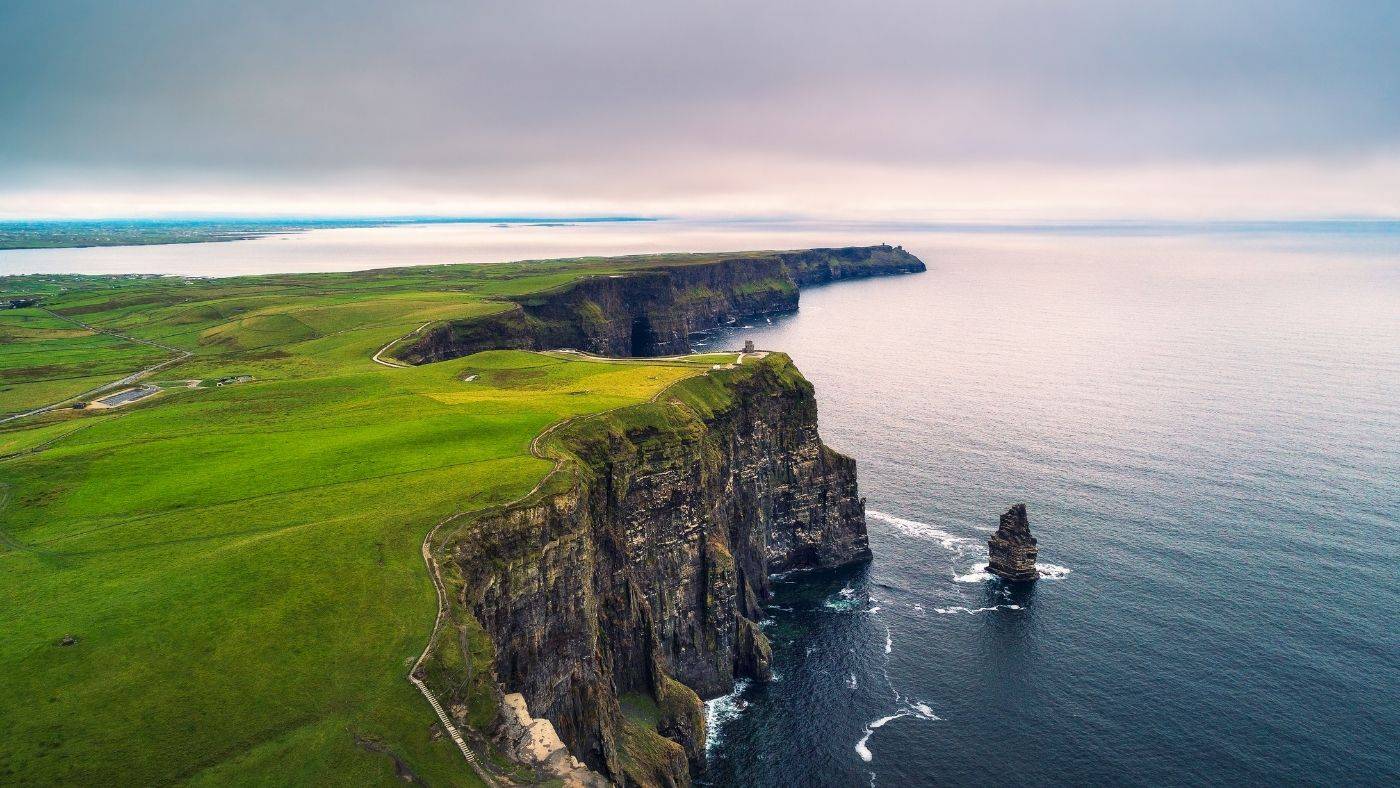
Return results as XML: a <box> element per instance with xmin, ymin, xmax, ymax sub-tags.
<box><xmin>697</xmin><ymin>230</ymin><xmax>1400</xmax><ymax>786</ymax></box>
<box><xmin>5</xmin><ymin>221</ymin><xmax>1397</xmax><ymax>785</ymax></box>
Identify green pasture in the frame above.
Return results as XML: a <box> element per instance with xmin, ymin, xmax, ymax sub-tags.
<box><xmin>0</xmin><ymin>258</ymin><xmax>741</xmax><ymax>785</ymax></box>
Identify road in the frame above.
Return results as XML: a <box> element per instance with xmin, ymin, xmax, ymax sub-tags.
<box><xmin>0</xmin><ymin>309</ymin><xmax>192</xmax><ymax>425</ymax></box>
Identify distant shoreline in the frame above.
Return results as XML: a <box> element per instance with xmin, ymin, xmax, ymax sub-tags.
<box><xmin>0</xmin><ymin>216</ymin><xmax>656</xmax><ymax>251</ymax></box>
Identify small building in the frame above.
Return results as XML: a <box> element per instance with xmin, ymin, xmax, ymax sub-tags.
<box><xmin>3</xmin><ymin>297</ymin><xmax>39</xmax><ymax>309</ymax></box>
<box><xmin>743</xmin><ymin>340</ymin><xmax>755</xmax><ymax>353</ymax></box>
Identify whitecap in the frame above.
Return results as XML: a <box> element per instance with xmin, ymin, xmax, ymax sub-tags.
<box><xmin>953</xmin><ymin>569</ymin><xmax>992</xmax><ymax>583</ymax></box>
<box><xmin>866</xmin><ymin>510</ymin><xmax>974</xmax><ymax>552</ymax></box>
<box><xmin>704</xmin><ymin>678</ymin><xmax>750</xmax><ymax>753</ymax></box>
<box><xmin>869</xmin><ymin>712</ymin><xmax>905</xmax><ymax>729</ymax></box>
<box><xmin>855</xmin><ymin>729</ymin><xmax>875</xmax><ymax>762</ymax></box>
<box><xmin>868</xmin><ymin>606</ymin><xmax>881</xmax><ymax>613</ymax></box>
<box><xmin>855</xmin><ymin>707</ymin><xmax>940</xmax><ymax>763</ymax></box>
<box><xmin>1038</xmin><ymin>563</ymin><xmax>1072</xmax><ymax>579</ymax></box>
<box><xmin>884</xmin><ymin>629</ymin><xmax>893</xmax><ymax>654</ymax></box>
<box><xmin>934</xmin><ymin>604</ymin><xmax>1018</xmax><ymax>615</ymax></box>
<box><xmin>909</xmin><ymin>702</ymin><xmax>940</xmax><ymax>720</ymax></box>
<box><xmin>847</xmin><ymin>673</ymin><xmax>858</xmax><ymax>690</ymax></box>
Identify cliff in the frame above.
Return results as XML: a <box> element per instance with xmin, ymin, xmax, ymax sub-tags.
<box><xmin>394</xmin><ymin>245</ymin><xmax>924</xmax><ymax>363</ymax></box>
<box><xmin>417</xmin><ymin>354</ymin><xmax>869</xmax><ymax>786</ymax></box>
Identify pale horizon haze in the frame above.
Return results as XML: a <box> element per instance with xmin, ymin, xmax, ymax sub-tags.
<box><xmin>2</xmin><ymin>1</ymin><xmax>1398</xmax><ymax>221</ymax></box>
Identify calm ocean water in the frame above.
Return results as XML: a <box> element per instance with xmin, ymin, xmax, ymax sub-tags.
<box><xmin>5</xmin><ymin>223</ymin><xmax>1397</xmax><ymax>784</ymax></box>
<box><xmin>699</xmin><ymin>231</ymin><xmax>1400</xmax><ymax>786</ymax></box>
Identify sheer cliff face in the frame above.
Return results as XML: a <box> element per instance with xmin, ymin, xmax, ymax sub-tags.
<box><xmin>396</xmin><ymin>245</ymin><xmax>925</xmax><ymax>364</ymax></box>
<box><xmin>435</xmin><ymin>356</ymin><xmax>868</xmax><ymax>785</ymax></box>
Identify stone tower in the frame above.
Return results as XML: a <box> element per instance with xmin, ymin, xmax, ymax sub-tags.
<box><xmin>986</xmin><ymin>503</ymin><xmax>1038</xmax><ymax>581</ymax></box>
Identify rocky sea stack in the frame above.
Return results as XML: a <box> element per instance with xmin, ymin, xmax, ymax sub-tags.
<box><xmin>987</xmin><ymin>503</ymin><xmax>1039</xmax><ymax>582</ymax></box>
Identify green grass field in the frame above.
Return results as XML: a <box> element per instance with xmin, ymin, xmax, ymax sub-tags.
<box><xmin>0</xmin><ymin>259</ymin><xmax>742</xmax><ymax>785</ymax></box>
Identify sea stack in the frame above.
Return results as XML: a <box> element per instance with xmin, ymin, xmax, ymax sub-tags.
<box><xmin>987</xmin><ymin>503</ymin><xmax>1039</xmax><ymax>582</ymax></box>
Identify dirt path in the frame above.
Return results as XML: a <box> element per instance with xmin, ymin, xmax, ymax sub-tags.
<box><xmin>372</xmin><ymin>322</ymin><xmax>432</xmax><ymax>368</ymax></box>
<box><xmin>0</xmin><ymin>309</ymin><xmax>192</xmax><ymax>425</ymax></box>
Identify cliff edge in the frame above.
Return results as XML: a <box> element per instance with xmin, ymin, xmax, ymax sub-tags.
<box><xmin>393</xmin><ymin>245</ymin><xmax>925</xmax><ymax>363</ymax></box>
<box><xmin>416</xmin><ymin>354</ymin><xmax>868</xmax><ymax>786</ymax></box>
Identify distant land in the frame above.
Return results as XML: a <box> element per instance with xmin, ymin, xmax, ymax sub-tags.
<box><xmin>0</xmin><ymin>216</ymin><xmax>655</xmax><ymax>250</ymax></box>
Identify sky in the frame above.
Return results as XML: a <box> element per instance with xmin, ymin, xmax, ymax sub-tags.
<box><xmin>2</xmin><ymin>1</ymin><xmax>1398</xmax><ymax>221</ymax></box>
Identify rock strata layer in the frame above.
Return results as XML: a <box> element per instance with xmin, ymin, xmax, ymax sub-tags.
<box><xmin>394</xmin><ymin>245</ymin><xmax>925</xmax><ymax>364</ymax></box>
<box><xmin>423</xmin><ymin>354</ymin><xmax>869</xmax><ymax>786</ymax></box>
<box><xmin>987</xmin><ymin>503</ymin><xmax>1039</xmax><ymax>582</ymax></box>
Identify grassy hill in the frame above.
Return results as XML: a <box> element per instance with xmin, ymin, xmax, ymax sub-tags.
<box><xmin>0</xmin><ymin>258</ymin><xmax>739</xmax><ymax>785</ymax></box>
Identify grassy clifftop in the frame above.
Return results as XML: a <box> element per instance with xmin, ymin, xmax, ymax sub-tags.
<box><xmin>0</xmin><ymin>248</ymin><xmax>903</xmax><ymax>784</ymax></box>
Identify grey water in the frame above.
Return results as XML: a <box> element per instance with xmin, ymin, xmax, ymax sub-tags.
<box><xmin>698</xmin><ymin>231</ymin><xmax>1400</xmax><ymax>786</ymax></box>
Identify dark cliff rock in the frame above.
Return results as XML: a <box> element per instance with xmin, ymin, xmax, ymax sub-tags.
<box><xmin>425</xmin><ymin>355</ymin><xmax>869</xmax><ymax>786</ymax></box>
<box><xmin>394</xmin><ymin>245</ymin><xmax>925</xmax><ymax>363</ymax></box>
<box><xmin>987</xmin><ymin>503</ymin><xmax>1039</xmax><ymax>582</ymax></box>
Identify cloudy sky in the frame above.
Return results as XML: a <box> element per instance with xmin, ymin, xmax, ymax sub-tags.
<box><xmin>2</xmin><ymin>1</ymin><xmax>1397</xmax><ymax>220</ymax></box>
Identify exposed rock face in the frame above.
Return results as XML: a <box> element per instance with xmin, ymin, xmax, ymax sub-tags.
<box><xmin>987</xmin><ymin>503</ymin><xmax>1039</xmax><ymax>581</ymax></box>
<box><xmin>395</xmin><ymin>245</ymin><xmax>925</xmax><ymax>363</ymax></box>
<box><xmin>430</xmin><ymin>355</ymin><xmax>868</xmax><ymax>786</ymax></box>
<box><xmin>499</xmin><ymin>693</ymin><xmax>609</xmax><ymax>786</ymax></box>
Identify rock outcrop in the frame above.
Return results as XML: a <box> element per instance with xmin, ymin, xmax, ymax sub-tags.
<box><xmin>394</xmin><ymin>245</ymin><xmax>925</xmax><ymax>364</ymax></box>
<box><xmin>420</xmin><ymin>354</ymin><xmax>869</xmax><ymax>786</ymax></box>
<box><xmin>987</xmin><ymin>503</ymin><xmax>1039</xmax><ymax>582</ymax></box>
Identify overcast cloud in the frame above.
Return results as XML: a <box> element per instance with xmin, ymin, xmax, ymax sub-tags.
<box><xmin>2</xmin><ymin>1</ymin><xmax>1397</xmax><ymax>218</ymax></box>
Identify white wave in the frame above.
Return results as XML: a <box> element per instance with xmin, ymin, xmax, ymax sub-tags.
<box><xmin>847</xmin><ymin>672</ymin><xmax>858</xmax><ymax>690</ymax></box>
<box><xmin>909</xmin><ymin>702</ymin><xmax>940</xmax><ymax>720</ymax></box>
<box><xmin>704</xmin><ymin>678</ymin><xmax>751</xmax><ymax>753</ymax></box>
<box><xmin>839</xmin><ymin>585</ymin><xmax>856</xmax><ymax>598</ymax></box>
<box><xmin>1038</xmin><ymin>563</ymin><xmax>1073</xmax><ymax>579</ymax></box>
<box><xmin>912</xmin><ymin>604</ymin><xmax>924</xmax><ymax>612</ymax></box>
<box><xmin>933</xmin><ymin>604</ymin><xmax>1022</xmax><ymax>615</ymax></box>
<box><xmin>868</xmin><ymin>606</ymin><xmax>881</xmax><ymax>613</ymax></box>
<box><xmin>855</xmin><ymin>706</ymin><xmax>941</xmax><ymax>763</ymax></box>
<box><xmin>953</xmin><ymin>568</ymin><xmax>992</xmax><ymax>583</ymax></box>
<box><xmin>869</xmin><ymin>712</ymin><xmax>905</xmax><ymax>730</ymax></box>
<box><xmin>866</xmin><ymin>510</ymin><xmax>974</xmax><ymax>552</ymax></box>
<box><xmin>855</xmin><ymin>729</ymin><xmax>875</xmax><ymax>762</ymax></box>
<box><xmin>884</xmin><ymin>629</ymin><xmax>893</xmax><ymax>654</ymax></box>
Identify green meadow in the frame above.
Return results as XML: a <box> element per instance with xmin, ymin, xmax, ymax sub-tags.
<box><xmin>0</xmin><ymin>260</ymin><xmax>739</xmax><ymax>785</ymax></box>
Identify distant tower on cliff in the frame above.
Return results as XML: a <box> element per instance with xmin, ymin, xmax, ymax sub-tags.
<box><xmin>743</xmin><ymin>339</ymin><xmax>755</xmax><ymax>353</ymax></box>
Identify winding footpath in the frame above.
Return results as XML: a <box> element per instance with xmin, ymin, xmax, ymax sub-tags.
<box><xmin>0</xmin><ymin>309</ymin><xmax>192</xmax><ymax>426</ymax></box>
<box><xmin>371</xmin><ymin>322</ymin><xmax>432</xmax><ymax>368</ymax></box>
